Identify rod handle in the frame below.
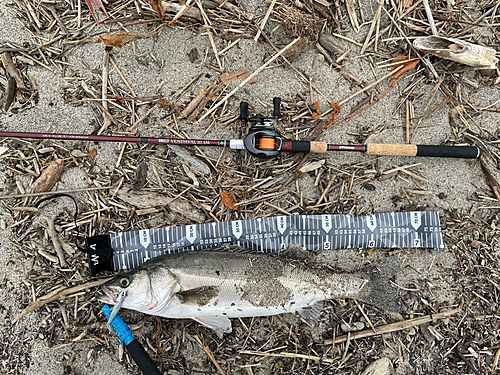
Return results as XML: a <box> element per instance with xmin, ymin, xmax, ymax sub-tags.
<box><xmin>366</xmin><ymin>144</ymin><xmax>481</xmax><ymax>159</ymax></box>
<box><xmin>280</xmin><ymin>140</ymin><xmax>327</xmax><ymax>153</ymax></box>
<box><xmin>273</xmin><ymin>97</ymin><xmax>281</xmax><ymax>118</ymax></box>
<box><xmin>126</xmin><ymin>340</ymin><xmax>163</xmax><ymax>375</ymax></box>
<box><xmin>240</xmin><ymin>102</ymin><xmax>249</xmax><ymax>122</ymax></box>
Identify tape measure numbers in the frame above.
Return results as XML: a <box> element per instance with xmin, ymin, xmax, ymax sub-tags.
<box><xmin>85</xmin><ymin>211</ymin><xmax>444</xmax><ymax>275</ymax></box>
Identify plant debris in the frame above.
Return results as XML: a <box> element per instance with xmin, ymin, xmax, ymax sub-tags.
<box><xmin>0</xmin><ymin>0</ymin><xmax>499</xmax><ymax>374</ymax></box>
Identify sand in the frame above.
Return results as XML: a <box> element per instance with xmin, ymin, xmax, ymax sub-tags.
<box><xmin>1</xmin><ymin>0</ymin><xmax>499</xmax><ymax>373</ymax></box>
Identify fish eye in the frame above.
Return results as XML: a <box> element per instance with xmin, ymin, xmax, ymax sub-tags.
<box><xmin>120</xmin><ymin>277</ymin><xmax>130</xmax><ymax>288</ymax></box>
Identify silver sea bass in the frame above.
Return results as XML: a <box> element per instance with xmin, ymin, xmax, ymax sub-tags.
<box><xmin>99</xmin><ymin>248</ymin><xmax>400</xmax><ymax>336</ymax></box>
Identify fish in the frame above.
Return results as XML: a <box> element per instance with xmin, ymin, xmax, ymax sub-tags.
<box><xmin>98</xmin><ymin>247</ymin><xmax>401</xmax><ymax>336</ymax></box>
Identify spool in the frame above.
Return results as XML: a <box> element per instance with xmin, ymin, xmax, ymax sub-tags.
<box><xmin>258</xmin><ymin>137</ymin><xmax>276</xmax><ymax>150</ymax></box>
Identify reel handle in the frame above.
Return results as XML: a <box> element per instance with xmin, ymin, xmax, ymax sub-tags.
<box><xmin>240</xmin><ymin>102</ymin><xmax>249</xmax><ymax>122</ymax></box>
<box><xmin>273</xmin><ymin>97</ymin><xmax>281</xmax><ymax>118</ymax></box>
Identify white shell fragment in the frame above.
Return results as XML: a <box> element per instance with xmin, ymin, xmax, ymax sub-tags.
<box><xmin>298</xmin><ymin>159</ymin><xmax>325</xmax><ymax>173</ymax></box>
<box><xmin>413</xmin><ymin>36</ymin><xmax>498</xmax><ymax>69</ymax></box>
<box><xmin>361</xmin><ymin>358</ymin><xmax>394</xmax><ymax>375</ymax></box>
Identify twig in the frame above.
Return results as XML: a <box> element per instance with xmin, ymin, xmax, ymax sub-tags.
<box><xmin>382</xmin><ymin>6</ymin><xmax>438</xmax><ymax>79</ymax></box>
<box><xmin>257</xmin><ymin>29</ymin><xmax>329</xmax><ymax>101</ymax></box>
<box><xmin>25</xmin><ymin>0</ymin><xmax>42</xmax><ymax>29</ymax></box>
<box><xmin>493</xmin><ymin>348</ymin><xmax>500</xmax><ymax>372</ymax></box>
<box><xmin>339</xmin><ymin>65</ymin><xmax>403</xmax><ymax>106</ymax></box>
<box><xmin>101</xmin><ymin>48</ymin><xmax>111</xmax><ymax>130</ymax></box>
<box><xmin>13</xmin><ymin>277</ymin><xmax>113</xmax><ymax>323</ymax></box>
<box><xmin>355</xmin><ymin>301</ymin><xmax>376</xmax><ymax>332</ymax></box>
<box><xmin>345</xmin><ymin>0</ymin><xmax>360</xmax><ymax>33</ymax></box>
<box><xmin>315</xmin><ymin>43</ymin><xmax>364</xmax><ymax>87</ymax></box>
<box><xmin>241</xmin><ymin>350</ymin><xmax>335</xmax><ymax>364</ymax></box>
<box><xmin>254</xmin><ymin>0</ymin><xmax>277</xmax><ymax>42</ymax></box>
<box><xmin>197</xmin><ymin>38</ymin><xmax>300</xmax><ymax>123</ymax></box>
<box><xmin>194</xmin><ymin>335</ymin><xmax>226</xmax><ymax>375</ymax></box>
<box><xmin>0</xmin><ymin>186</ymin><xmax>112</xmax><ymax>200</ymax></box>
<box><xmin>324</xmin><ymin>308</ymin><xmax>461</xmax><ymax>344</ymax></box>
<box><xmin>45</xmin><ymin>215</ymin><xmax>67</xmax><ymax>267</ymax></box>
<box><xmin>406</xmin><ymin>100</ymin><xmax>410</xmax><ymax>143</ymax></box>
<box><xmin>360</xmin><ymin>1</ymin><xmax>383</xmax><ymax>55</ymax></box>
<box><xmin>44</xmin><ymin>4</ymin><xmax>69</xmax><ymax>35</ymax></box>
<box><xmin>161</xmin><ymin>1</ymin><xmax>202</xmax><ymax>20</ymax></box>
<box><xmin>109</xmin><ymin>57</ymin><xmax>136</xmax><ymax>97</ymax></box>
<box><xmin>422</xmin><ymin>0</ymin><xmax>438</xmax><ymax>35</ymax></box>
<box><xmin>198</xmin><ymin>2</ymin><xmax>222</xmax><ymax>70</ymax></box>
<box><xmin>480</xmin><ymin>155</ymin><xmax>500</xmax><ymax>201</ymax></box>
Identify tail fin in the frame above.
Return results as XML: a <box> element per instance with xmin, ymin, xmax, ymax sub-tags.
<box><xmin>355</xmin><ymin>264</ymin><xmax>402</xmax><ymax>313</ymax></box>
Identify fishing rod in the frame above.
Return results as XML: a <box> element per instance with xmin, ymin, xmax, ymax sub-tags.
<box><xmin>0</xmin><ymin>97</ymin><xmax>481</xmax><ymax>159</ymax></box>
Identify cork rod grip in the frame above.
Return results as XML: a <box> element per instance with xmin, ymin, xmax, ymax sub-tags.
<box><xmin>366</xmin><ymin>144</ymin><xmax>418</xmax><ymax>156</ymax></box>
<box><xmin>310</xmin><ymin>141</ymin><xmax>328</xmax><ymax>153</ymax></box>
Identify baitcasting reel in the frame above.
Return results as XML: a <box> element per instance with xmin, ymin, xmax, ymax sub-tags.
<box><xmin>240</xmin><ymin>97</ymin><xmax>283</xmax><ymax>158</ymax></box>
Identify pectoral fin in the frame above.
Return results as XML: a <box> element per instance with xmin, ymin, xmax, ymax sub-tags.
<box><xmin>192</xmin><ymin>315</ymin><xmax>232</xmax><ymax>337</ymax></box>
<box><xmin>296</xmin><ymin>301</ymin><xmax>323</xmax><ymax>327</ymax></box>
<box><xmin>176</xmin><ymin>286</ymin><xmax>220</xmax><ymax>306</ymax></box>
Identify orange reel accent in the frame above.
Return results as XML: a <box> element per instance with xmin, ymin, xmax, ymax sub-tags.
<box><xmin>258</xmin><ymin>137</ymin><xmax>276</xmax><ymax>150</ymax></box>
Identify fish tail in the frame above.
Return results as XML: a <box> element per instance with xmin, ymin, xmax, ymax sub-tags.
<box><xmin>355</xmin><ymin>264</ymin><xmax>402</xmax><ymax>313</ymax></box>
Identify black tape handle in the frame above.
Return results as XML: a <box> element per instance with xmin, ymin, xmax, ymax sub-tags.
<box><xmin>126</xmin><ymin>340</ymin><xmax>163</xmax><ymax>375</ymax></box>
<box><xmin>416</xmin><ymin>145</ymin><xmax>482</xmax><ymax>159</ymax></box>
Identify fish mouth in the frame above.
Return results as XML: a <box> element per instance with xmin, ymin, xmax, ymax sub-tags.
<box><xmin>97</xmin><ymin>285</ymin><xmax>118</xmax><ymax>304</ymax></box>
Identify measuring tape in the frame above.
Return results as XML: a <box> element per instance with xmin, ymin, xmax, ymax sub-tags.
<box><xmin>85</xmin><ymin>211</ymin><xmax>444</xmax><ymax>275</ymax></box>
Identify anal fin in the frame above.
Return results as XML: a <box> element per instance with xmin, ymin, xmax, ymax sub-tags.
<box><xmin>192</xmin><ymin>315</ymin><xmax>232</xmax><ymax>337</ymax></box>
<box><xmin>296</xmin><ymin>301</ymin><xmax>323</xmax><ymax>327</ymax></box>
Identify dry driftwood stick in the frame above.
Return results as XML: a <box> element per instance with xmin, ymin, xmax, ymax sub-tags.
<box><xmin>339</xmin><ymin>65</ymin><xmax>403</xmax><ymax>106</ymax></box>
<box><xmin>211</xmin><ymin>0</ymin><xmax>254</xmax><ymax>20</ymax></box>
<box><xmin>32</xmin><ymin>159</ymin><xmax>64</xmax><ymax>194</ymax></box>
<box><xmin>1</xmin><ymin>52</ymin><xmax>26</xmax><ymax>90</ymax></box>
<box><xmin>422</xmin><ymin>0</ymin><xmax>438</xmax><ymax>35</ymax></box>
<box><xmin>181</xmin><ymin>83</ymin><xmax>215</xmax><ymax>118</ymax></box>
<box><xmin>315</xmin><ymin>43</ymin><xmax>364</xmax><ymax>86</ymax></box>
<box><xmin>360</xmin><ymin>1</ymin><xmax>383</xmax><ymax>55</ymax></box>
<box><xmin>3</xmin><ymin>77</ymin><xmax>16</xmax><ymax>111</ymax></box>
<box><xmin>382</xmin><ymin>6</ymin><xmax>438</xmax><ymax>79</ymax></box>
<box><xmin>102</xmin><ymin>49</ymin><xmax>111</xmax><ymax>129</ymax></box>
<box><xmin>188</xmin><ymin>84</ymin><xmax>221</xmax><ymax>121</ymax></box>
<box><xmin>324</xmin><ymin>308</ymin><xmax>461</xmax><ymax>344</ymax></box>
<box><xmin>346</xmin><ymin>0</ymin><xmax>360</xmax><ymax>33</ymax></box>
<box><xmin>195</xmin><ymin>335</ymin><xmax>226</xmax><ymax>375</ymax></box>
<box><xmin>13</xmin><ymin>277</ymin><xmax>113</xmax><ymax>323</ymax></box>
<box><xmin>413</xmin><ymin>36</ymin><xmax>498</xmax><ymax>69</ymax></box>
<box><xmin>45</xmin><ymin>215</ymin><xmax>67</xmax><ymax>267</ymax></box>
<box><xmin>0</xmin><ymin>186</ymin><xmax>112</xmax><ymax>200</ymax></box>
<box><xmin>44</xmin><ymin>3</ymin><xmax>69</xmax><ymax>35</ymax></box>
<box><xmin>161</xmin><ymin>1</ymin><xmax>202</xmax><ymax>20</ymax></box>
<box><xmin>24</xmin><ymin>0</ymin><xmax>42</xmax><ymax>29</ymax></box>
<box><xmin>254</xmin><ymin>0</ymin><xmax>277</xmax><ymax>41</ymax></box>
<box><xmin>197</xmin><ymin>38</ymin><xmax>300</xmax><ymax>123</ymax></box>
<box><xmin>480</xmin><ymin>155</ymin><xmax>500</xmax><ymax>201</ymax></box>
<box><xmin>241</xmin><ymin>350</ymin><xmax>335</xmax><ymax>364</ymax></box>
